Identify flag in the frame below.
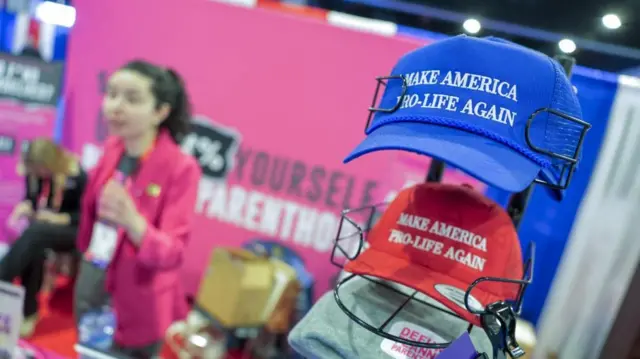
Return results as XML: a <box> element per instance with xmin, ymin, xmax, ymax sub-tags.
<box><xmin>5</xmin><ymin>0</ymin><xmax>74</xmax><ymax>62</ymax></box>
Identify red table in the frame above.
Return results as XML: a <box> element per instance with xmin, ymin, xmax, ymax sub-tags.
<box><xmin>19</xmin><ymin>340</ymin><xmax>70</xmax><ymax>359</ymax></box>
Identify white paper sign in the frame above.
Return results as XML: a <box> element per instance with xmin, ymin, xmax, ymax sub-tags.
<box><xmin>0</xmin><ymin>281</ymin><xmax>25</xmax><ymax>358</ymax></box>
<box><xmin>87</xmin><ymin>222</ymin><xmax>118</xmax><ymax>265</ymax></box>
<box><xmin>380</xmin><ymin>321</ymin><xmax>445</xmax><ymax>359</ymax></box>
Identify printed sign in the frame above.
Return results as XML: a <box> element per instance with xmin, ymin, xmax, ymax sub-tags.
<box><xmin>181</xmin><ymin>116</ymin><xmax>241</xmax><ymax>180</ymax></box>
<box><xmin>0</xmin><ymin>54</ymin><xmax>62</xmax><ymax>107</ymax></box>
<box><xmin>380</xmin><ymin>321</ymin><xmax>445</xmax><ymax>359</ymax></box>
<box><xmin>0</xmin><ymin>54</ymin><xmax>63</xmax><ymax>243</ymax></box>
<box><xmin>0</xmin><ymin>281</ymin><xmax>25</xmax><ymax>358</ymax></box>
<box><xmin>66</xmin><ymin>0</ymin><xmax>486</xmax><ymax>299</ymax></box>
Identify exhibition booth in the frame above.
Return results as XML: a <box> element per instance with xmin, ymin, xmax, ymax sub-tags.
<box><xmin>1</xmin><ymin>0</ymin><xmax>640</xmax><ymax>358</ymax></box>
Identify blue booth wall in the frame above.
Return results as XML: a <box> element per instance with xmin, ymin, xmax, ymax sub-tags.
<box><xmin>12</xmin><ymin>1</ymin><xmax>620</xmax><ymax>326</ymax></box>
<box><xmin>485</xmin><ymin>67</ymin><xmax>619</xmax><ymax>325</ymax></box>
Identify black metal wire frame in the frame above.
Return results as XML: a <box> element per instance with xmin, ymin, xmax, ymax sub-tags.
<box><xmin>328</xmin><ymin>204</ymin><xmax>535</xmax><ymax>350</ymax></box>
<box><xmin>363</xmin><ymin>75</ymin><xmax>591</xmax><ymax>191</ymax></box>
<box><xmin>364</xmin><ymin>75</ymin><xmax>407</xmax><ymax>134</ymax></box>
<box><xmin>524</xmin><ymin>108</ymin><xmax>591</xmax><ymax>190</ymax></box>
<box><xmin>426</xmin><ymin>159</ymin><xmax>446</xmax><ymax>183</ymax></box>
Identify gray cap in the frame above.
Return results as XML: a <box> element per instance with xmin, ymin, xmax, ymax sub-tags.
<box><xmin>289</xmin><ymin>275</ymin><xmax>493</xmax><ymax>358</ymax></box>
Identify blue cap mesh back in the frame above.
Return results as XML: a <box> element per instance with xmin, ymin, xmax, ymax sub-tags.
<box><xmin>485</xmin><ymin>38</ymin><xmax>584</xmax><ymax>173</ymax></box>
<box><xmin>544</xmin><ymin>59</ymin><xmax>584</xmax><ymax>175</ymax></box>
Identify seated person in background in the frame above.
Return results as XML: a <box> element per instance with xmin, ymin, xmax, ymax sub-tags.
<box><xmin>1</xmin><ymin>138</ymin><xmax>87</xmax><ymax>337</ymax></box>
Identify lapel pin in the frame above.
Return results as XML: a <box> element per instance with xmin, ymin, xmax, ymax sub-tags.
<box><xmin>146</xmin><ymin>183</ymin><xmax>161</xmax><ymax>197</ymax></box>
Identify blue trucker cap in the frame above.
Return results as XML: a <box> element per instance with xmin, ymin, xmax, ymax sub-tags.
<box><xmin>344</xmin><ymin>35</ymin><xmax>584</xmax><ymax>192</ymax></box>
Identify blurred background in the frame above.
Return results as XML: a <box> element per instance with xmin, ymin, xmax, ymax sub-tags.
<box><xmin>0</xmin><ymin>0</ymin><xmax>638</xmax><ymax>358</ymax></box>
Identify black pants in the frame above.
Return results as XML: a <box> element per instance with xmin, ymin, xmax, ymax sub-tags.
<box><xmin>74</xmin><ymin>259</ymin><xmax>109</xmax><ymax>325</ymax></box>
<box><xmin>0</xmin><ymin>221</ymin><xmax>77</xmax><ymax>317</ymax></box>
<box><xmin>74</xmin><ymin>260</ymin><xmax>162</xmax><ymax>358</ymax></box>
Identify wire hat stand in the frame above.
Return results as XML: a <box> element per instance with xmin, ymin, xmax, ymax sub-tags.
<box><xmin>326</xmin><ymin>54</ymin><xmax>582</xmax><ymax>358</ymax></box>
<box><xmin>329</xmin><ymin>204</ymin><xmax>536</xmax><ymax>359</ymax></box>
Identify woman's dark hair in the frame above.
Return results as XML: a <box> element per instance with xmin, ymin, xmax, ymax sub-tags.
<box><xmin>121</xmin><ymin>60</ymin><xmax>192</xmax><ymax>143</ymax></box>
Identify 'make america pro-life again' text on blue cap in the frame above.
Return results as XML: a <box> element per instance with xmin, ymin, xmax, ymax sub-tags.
<box><xmin>396</xmin><ymin>70</ymin><xmax>518</xmax><ymax>127</ymax></box>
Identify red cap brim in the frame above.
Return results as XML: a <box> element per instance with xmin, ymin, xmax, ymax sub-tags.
<box><xmin>345</xmin><ymin>248</ymin><xmax>505</xmax><ymax>327</ymax></box>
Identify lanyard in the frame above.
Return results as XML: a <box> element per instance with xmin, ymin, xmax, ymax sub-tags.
<box><xmin>37</xmin><ymin>178</ymin><xmax>63</xmax><ymax>212</ymax></box>
<box><xmin>87</xmin><ymin>143</ymin><xmax>155</xmax><ymax>269</ymax></box>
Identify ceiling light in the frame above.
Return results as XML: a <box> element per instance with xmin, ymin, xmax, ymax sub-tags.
<box><xmin>35</xmin><ymin>1</ymin><xmax>76</xmax><ymax>28</ymax></box>
<box><xmin>463</xmin><ymin>19</ymin><xmax>481</xmax><ymax>34</ymax></box>
<box><xmin>602</xmin><ymin>14</ymin><xmax>622</xmax><ymax>30</ymax></box>
<box><xmin>558</xmin><ymin>39</ymin><xmax>576</xmax><ymax>54</ymax></box>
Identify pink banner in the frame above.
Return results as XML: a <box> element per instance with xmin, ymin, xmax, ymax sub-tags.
<box><xmin>66</xmin><ymin>0</ymin><xmax>482</xmax><ymax>299</ymax></box>
<box><xmin>0</xmin><ymin>53</ymin><xmax>63</xmax><ymax>243</ymax></box>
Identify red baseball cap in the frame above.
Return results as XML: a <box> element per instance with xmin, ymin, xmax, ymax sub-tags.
<box><xmin>344</xmin><ymin>182</ymin><xmax>523</xmax><ymax>326</ymax></box>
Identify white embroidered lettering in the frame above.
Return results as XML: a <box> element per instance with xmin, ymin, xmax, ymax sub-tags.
<box><xmin>391</xmin><ymin>212</ymin><xmax>489</xmax><ymax>272</ymax></box>
<box><xmin>395</xmin><ymin>69</ymin><xmax>519</xmax><ymax>128</ymax></box>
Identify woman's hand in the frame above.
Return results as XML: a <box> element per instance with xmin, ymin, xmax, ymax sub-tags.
<box><xmin>98</xmin><ymin>180</ymin><xmax>147</xmax><ymax>244</ymax></box>
<box><xmin>8</xmin><ymin>200</ymin><xmax>33</xmax><ymax>225</ymax></box>
<box><xmin>35</xmin><ymin>210</ymin><xmax>70</xmax><ymax>225</ymax></box>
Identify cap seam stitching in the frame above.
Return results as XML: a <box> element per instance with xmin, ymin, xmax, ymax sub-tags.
<box><xmin>545</xmin><ymin>56</ymin><xmax>560</xmax><ymax>154</ymax></box>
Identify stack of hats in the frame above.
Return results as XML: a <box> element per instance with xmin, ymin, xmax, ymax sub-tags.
<box><xmin>289</xmin><ymin>276</ymin><xmax>492</xmax><ymax>358</ymax></box>
<box><xmin>289</xmin><ymin>33</ymin><xmax>586</xmax><ymax>358</ymax></box>
<box><xmin>289</xmin><ymin>182</ymin><xmax>523</xmax><ymax>358</ymax></box>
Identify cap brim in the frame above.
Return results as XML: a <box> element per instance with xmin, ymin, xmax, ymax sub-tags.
<box><xmin>345</xmin><ymin>248</ymin><xmax>503</xmax><ymax>327</ymax></box>
<box><xmin>344</xmin><ymin>121</ymin><xmax>540</xmax><ymax>192</ymax></box>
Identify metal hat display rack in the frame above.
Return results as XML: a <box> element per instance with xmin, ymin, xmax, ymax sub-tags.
<box><xmin>328</xmin><ymin>54</ymin><xmax>591</xmax><ymax>359</ymax></box>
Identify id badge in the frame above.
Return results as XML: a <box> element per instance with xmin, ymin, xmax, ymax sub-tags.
<box><xmin>86</xmin><ymin>222</ymin><xmax>118</xmax><ymax>268</ymax></box>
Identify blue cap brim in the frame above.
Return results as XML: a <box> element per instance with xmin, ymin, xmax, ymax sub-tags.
<box><xmin>344</xmin><ymin>122</ymin><xmax>540</xmax><ymax>192</ymax></box>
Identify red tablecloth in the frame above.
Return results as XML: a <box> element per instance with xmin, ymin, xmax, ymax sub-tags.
<box><xmin>160</xmin><ymin>346</ymin><xmax>247</xmax><ymax>359</ymax></box>
<box><xmin>160</xmin><ymin>333</ymin><xmax>251</xmax><ymax>359</ymax></box>
<box><xmin>19</xmin><ymin>340</ymin><xmax>69</xmax><ymax>359</ymax></box>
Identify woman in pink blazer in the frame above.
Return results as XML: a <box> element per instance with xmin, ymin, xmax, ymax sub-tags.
<box><xmin>74</xmin><ymin>60</ymin><xmax>201</xmax><ymax>358</ymax></box>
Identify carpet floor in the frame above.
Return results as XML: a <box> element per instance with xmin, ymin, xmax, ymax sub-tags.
<box><xmin>27</xmin><ymin>276</ymin><xmax>78</xmax><ymax>358</ymax></box>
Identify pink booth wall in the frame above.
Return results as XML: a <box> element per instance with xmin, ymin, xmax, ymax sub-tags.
<box><xmin>65</xmin><ymin>0</ymin><xmax>482</xmax><ymax>298</ymax></box>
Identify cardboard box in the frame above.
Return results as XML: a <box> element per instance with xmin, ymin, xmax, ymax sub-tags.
<box><xmin>263</xmin><ymin>259</ymin><xmax>300</xmax><ymax>334</ymax></box>
<box><xmin>196</xmin><ymin>248</ymin><xmax>274</xmax><ymax>328</ymax></box>
<box><xmin>241</xmin><ymin>240</ymin><xmax>315</xmax><ymax>331</ymax></box>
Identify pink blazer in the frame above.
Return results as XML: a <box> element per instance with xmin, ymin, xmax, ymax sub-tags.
<box><xmin>77</xmin><ymin>130</ymin><xmax>201</xmax><ymax>347</ymax></box>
